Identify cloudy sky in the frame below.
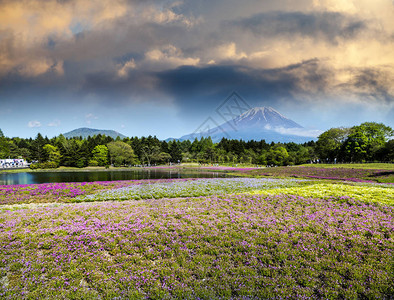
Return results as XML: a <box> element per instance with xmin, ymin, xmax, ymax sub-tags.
<box><xmin>1</xmin><ymin>0</ymin><xmax>393</xmax><ymax>139</ymax></box>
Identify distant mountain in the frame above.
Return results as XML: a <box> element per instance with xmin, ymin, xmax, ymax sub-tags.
<box><xmin>226</xmin><ymin>107</ymin><xmax>303</xmax><ymax>130</ymax></box>
<box><xmin>179</xmin><ymin>107</ymin><xmax>319</xmax><ymax>143</ymax></box>
<box><xmin>63</xmin><ymin>128</ymin><xmax>126</xmax><ymax>139</ymax></box>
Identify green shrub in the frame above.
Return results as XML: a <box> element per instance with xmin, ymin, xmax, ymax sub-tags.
<box><xmin>30</xmin><ymin>163</ymin><xmax>40</xmax><ymax>170</ymax></box>
<box><xmin>30</xmin><ymin>162</ymin><xmax>58</xmax><ymax>169</ymax></box>
<box><xmin>88</xmin><ymin>160</ymin><xmax>99</xmax><ymax>167</ymax></box>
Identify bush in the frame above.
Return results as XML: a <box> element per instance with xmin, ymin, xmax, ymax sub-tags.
<box><xmin>88</xmin><ymin>160</ymin><xmax>99</xmax><ymax>167</ymax></box>
<box><xmin>29</xmin><ymin>163</ymin><xmax>40</xmax><ymax>170</ymax></box>
<box><xmin>45</xmin><ymin>161</ymin><xmax>58</xmax><ymax>169</ymax></box>
<box><xmin>30</xmin><ymin>161</ymin><xmax>58</xmax><ymax>169</ymax></box>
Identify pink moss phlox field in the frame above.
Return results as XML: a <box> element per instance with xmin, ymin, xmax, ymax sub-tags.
<box><xmin>138</xmin><ymin>165</ymin><xmax>259</xmax><ymax>172</ymax></box>
<box><xmin>199</xmin><ymin>166</ymin><xmax>258</xmax><ymax>172</ymax></box>
<box><xmin>0</xmin><ymin>194</ymin><xmax>393</xmax><ymax>299</ymax></box>
<box><xmin>0</xmin><ymin>179</ymin><xmax>199</xmax><ymax>206</ymax></box>
<box><xmin>253</xmin><ymin>166</ymin><xmax>392</xmax><ymax>183</ymax></box>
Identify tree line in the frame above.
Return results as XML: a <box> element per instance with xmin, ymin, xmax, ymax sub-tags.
<box><xmin>0</xmin><ymin>122</ymin><xmax>392</xmax><ymax>168</ymax></box>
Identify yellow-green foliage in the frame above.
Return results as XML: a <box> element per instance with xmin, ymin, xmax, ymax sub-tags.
<box><xmin>299</xmin><ymin>163</ymin><xmax>394</xmax><ymax>170</ymax></box>
<box><xmin>251</xmin><ymin>183</ymin><xmax>394</xmax><ymax>206</ymax></box>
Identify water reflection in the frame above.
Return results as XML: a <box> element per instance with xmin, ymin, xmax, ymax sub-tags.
<box><xmin>0</xmin><ymin>170</ymin><xmax>225</xmax><ymax>185</ymax></box>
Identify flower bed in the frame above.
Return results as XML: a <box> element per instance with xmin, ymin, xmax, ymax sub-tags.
<box><xmin>0</xmin><ymin>180</ymin><xmax>190</xmax><ymax>206</ymax></box>
<box><xmin>248</xmin><ymin>166</ymin><xmax>394</xmax><ymax>183</ymax></box>
<box><xmin>0</xmin><ymin>178</ymin><xmax>306</xmax><ymax>206</ymax></box>
<box><xmin>252</xmin><ymin>183</ymin><xmax>394</xmax><ymax>206</ymax></box>
<box><xmin>75</xmin><ymin>178</ymin><xmax>305</xmax><ymax>203</ymax></box>
<box><xmin>199</xmin><ymin>166</ymin><xmax>259</xmax><ymax>172</ymax></box>
<box><xmin>0</xmin><ymin>193</ymin><xmax>393</xmax><ymax>299</ymax></box>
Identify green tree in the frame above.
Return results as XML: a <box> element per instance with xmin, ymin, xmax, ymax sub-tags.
<box><xmin>266</xmin><ymin>146</ymin><xmax>289</xmax><ymax>166</ymax></box>
<box><xmin>90</xmin><ymin>145</ymin><xmax>109</xmax><ymax>166</ymax></box>
<box><xmin>0</xmin><ymin>134</ymin><xmax>10</xmax><ymax>159</ymax></box>
<box><xmin>15</xmin><ymin>148</ymin><xmax>31</xmax><ymax>161</ymax></box>
<box><xmin>344</xmin><ymin>128</ymin><xmax>368</xmax><ymax>162</ymax></box>
<box><xmin>294</xmin><ymin>146</ymin><xmax>311</xmax><ymax>164</ymax></box>
<box><xmin>343</xmin><ymin>122</ymin><xmax>393</xmax><ymax>162</ymax></box>
<box><xmin>203</xmin><ymin>146</ymin><xmax>216</xmax><ymax>163</ymax></box>
<box><xmin>258</xmin><ymin>150</ymin><xmax>268</xmax><ymax>165</ymax></box>
<box><xmin>59</xmin><ymin>139</ymin><xmax>85</xmax><ymax>167</ymax></box>
<box><xmin>216</xmin><ymin>148</ymin><xmax>227</xmax><ymax>164</ymax></box>
<box><xmin>43</xmin><ymin>144</ymin><xmax>61</xmax><ymax>166</ymax></box>
<box><xmin>241</xmin><ymin>149</ymin><xmax>257</xmax><ymax>164</ymax></box>
<box><xmin>157</xmin><ymin>152</ymin><xmax>171</xmax><ymax>164</ymax></box>
<box><xmin>30</xmin><ymin>133</ymin><xmax>47</xmax><ymax>162</ymax></box>
<box><xmin>226</xmin><ymin>152</ymin><xmax>238</xmax><ymax>164</ymax></box>
<box><xmin>107</xmin><ymin>141</ymin><xmax>137</xmax><ymax>166</ymax></box>
<box><xmin>378</xmin><ymin>139</ymin><xmax>394</xmax><ymax>162</ymax></box>
<box><xmin>358</xmin><ymin>122</ymin><xmax>393</xmax><ymax>160</ymax></box>
<box><xmin>360</xmin><ymin>122</ymin><xmax>393</xmax><ymax>143</ymax></box>
<box><xmin>191</xmin><ymin>138</ymin><xmax>201</xmax><ymax>153</ymax></box>
<box><xmin>180</xmin><ymin>140</ymin><xmax>192</xmax><ymax>153</ymax></box>
<box><xmin>169</xmin><ymin>141</ymin><xmax>182</xmax><ymax>162</ymax></box>
<box><xmin>316</xmin><ymin>127</ymin><xmax>350</xmax><ymax>161</ymax></box>
<box><xmin>140</xmin><ymin>145</ymin><xmax>161</xmax><ymax>165</ymax></box>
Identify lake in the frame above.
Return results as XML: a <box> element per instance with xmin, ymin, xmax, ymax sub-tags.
<box><xmin>0</xmin><ymin>169</ymin><xmax>226</xmax><ymax>185</ymax></box>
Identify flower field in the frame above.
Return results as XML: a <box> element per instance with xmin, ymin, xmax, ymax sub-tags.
<box><xmin>1</xmin><ymin>192</ymin><xmax>393</xmax><ymax>299</ymax></box>
<box><xmin>198</xmin><ymin>166</ymin><xmax>259</xmax><ymax>172</ymax></box>
<box><xmin>0</xmin><ymin>181</ymin><xmax>137</xmax><ymax>206</ymax></box>
<box><xmin>0</xmin><ymin>179</ymin><xmax>203</xmax><ymax>206</ymax></box>
<box><xmin>75</xmin><ymin>178</ymin><xmax>305</xmax><ymax>203</ymax></box>
<box><xmin>252</xmin><ymin>183</ymin><xmax>394</xmax><ymax>206</ymax></box>
<box><xmin>0</xmin><ymin>176</ymin><xmax>393</xmax><ymax>299</ymax></box>
<box><xmin>0</xmin><ymin>178</ymin><xmax>307</xmax><ymax>207</ymax></box>
<box><xmin>245</xmin><ymin>166</ymin><xmax>394</xmax><ymax>184</ymax></box>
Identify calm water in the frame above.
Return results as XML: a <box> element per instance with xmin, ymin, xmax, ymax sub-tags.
<box><xmin>0</xmin><ymin>170</ymin><xmax>226</xmax><ymax>185</ymax></box>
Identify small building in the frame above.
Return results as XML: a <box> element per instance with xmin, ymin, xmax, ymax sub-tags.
<box><xmin>0</xmin><ymin>159</ymin><xmax>28</xmax><ymax>168</ymax></box>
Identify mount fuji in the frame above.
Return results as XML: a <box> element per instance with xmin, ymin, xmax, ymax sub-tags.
<box><xmin>178</xmin><ymin>107</ymin><xmax>319</xmax><ymax>143</ymax></box>
<box><xmin>229</xmin><ymin>107</ymin><xmax>302</xmax><ymax>129</ymax></box>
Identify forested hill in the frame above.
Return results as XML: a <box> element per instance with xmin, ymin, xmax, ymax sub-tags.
<box><xmin>63</xmin><ymin>128</ymin><xmax>126</xmax><ymax>139</ymax></box>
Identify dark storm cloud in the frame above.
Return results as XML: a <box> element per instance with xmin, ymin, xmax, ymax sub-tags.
<box><xmin>154</xmin><ymin>59</ymin><xmax>332</xmax><ymax>115</ymax></box>
<box><xmin>228</xmin><ymin>11</ymin><xmax>368</xmax><ymax>44</ymax></box>
<box><xmin>158</xmin><ymin>59</ymin><xmax>330</xmax><ymax>96</ymax></box>
<box><xmin>55</xmin><ymin>56</ymin><xmax>394</xmax><ymax>111</ymax></box>
<box><xmin>67</xmin><ymin>58</ymin><xmax>331</xmax><ymax>116</ymax></box>
<box><xmin>340</xmin><ymin>67</ymin><xmax>394</xmax><ymax>104</ymax></box>
<box><xmin>4</xmin><ymin>52</ymin><xmax>394</xmax><ymax>113</ymax></box>
<box><xmin>0</xmin><ymin>57</ymin><xmax>320</xmax><ymax>102</ymax></box>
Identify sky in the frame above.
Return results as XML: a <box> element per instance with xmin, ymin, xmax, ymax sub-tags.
<box><xmin>0</xmin><ymin>0</ymin><xmax>393</xmax><ymax>139</ymax></box>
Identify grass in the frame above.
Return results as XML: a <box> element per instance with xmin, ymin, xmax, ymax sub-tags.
<box><xmin>0</xmin><ymin>168</ymin><xmax>31</xmax><ymax>174</ymax></box>
<box><xmin>375</xmin><ymin>174</ymin><xmax>394</xmax><ymax>183</ymax></box>
<box><xmin>299</xmin><ymin>163</ymin><xmax>394</xmax><ymax>170</ymax></box>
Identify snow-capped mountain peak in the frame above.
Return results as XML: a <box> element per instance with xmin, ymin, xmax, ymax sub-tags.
<box><xmin>231</xmin><ymin>107</ymin><xmax>303</xmax><ymax>129</ymax></box>
<box><xmin>178</xmin><ymin>106</ymin><xmax>311</xmax><ymax>143</ymax></box>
